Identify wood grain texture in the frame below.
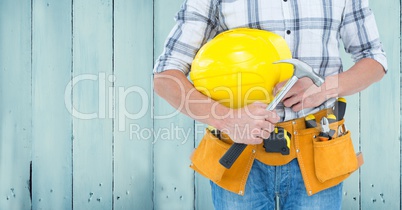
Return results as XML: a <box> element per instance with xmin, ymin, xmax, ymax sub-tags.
<box><xmin>0</xmin><ymin>0</ymin><xmax>32</xmax><ymax>209</ymax></box>
<box><xmin>153</xmin><ymin>0</ymin><xmax>196</xmax><ymax>209</ymax></box>
<box><xmin>360</xmin><ymin>0</ymin><xmax>401</xmax><ymax>209</ymax></box>
<box><xmin>0</xmin><ymin>0</ymin><xmax>400</xmax><ymax>209</ymax></box>
<box><xmin>338</xmin><ymin>45</ymin><xmax>360</xmax><ymax>210</ymax></box>
<box><xmin>72</xmin><ymin>0</ymin><xmax>113</xmax><ymax>209</ymax></box>
<box><xmin>31</xmin><ymin>0</ymin><xmax>73</xmax><ymax>208</ymax></box>
<box><xmin>340</xmin><ymin>95</ymin><xmax>361</xmax><ymax>210</ymax></box>
<box><xmin>113</xmin><ymin>0</ymin><xmax>154</xmax><ymax>209</ymax></box>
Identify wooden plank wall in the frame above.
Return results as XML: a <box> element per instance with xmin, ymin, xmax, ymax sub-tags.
<box><xmin>153</xmin><ymin>0</ymin><xmax>195</xmax><ymax>209</ymax></box>
<box><xmin>359</xmin><ymin>0</ymin><xmax>401</xmax><ymax>209</ymax></box>
<box><xmin>114</xmin><ymin>0</ymin><xmax>154</xmax><ymax>209</ymax></box>
<box><xmin>31</xmin><ymin>0</ymin><xmax>73</xmax><ymax>209</ymax></box>
<box><xmin>72</xmin><ymin>0</ymin><xmax>113</xmax><ymax>209</ymax></box>
<box><xmin>0</xmin><ymin>0</ymin><xmax>400</xmax><ymax>209</ymax></box>
<box><xmin>0</xmin><ymin>0</ymin><xmax>32</xmax><ymax>209</ymax></box>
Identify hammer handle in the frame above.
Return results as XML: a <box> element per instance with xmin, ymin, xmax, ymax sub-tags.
<box><xmin>219</xmin><ymin>143</ymin><xmax>247</xmax><ymax>169</ymax></box>
<box><xmin>219</xmin><ymin>77</ymin><xmax>298</xmax><ymax>169</ymax></box>
<box><xmin>219</xmin><ymin>59</ymin><xmax>325</xmax><ymax>169</ymax></box>
<box><xmin>266</xmin><ymin>76</ymin><xmax>298</xmax><ymax>111</ymax></box>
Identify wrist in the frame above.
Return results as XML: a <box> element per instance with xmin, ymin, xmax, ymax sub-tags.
<box><xmin>207</xmin><ymin>103</ymin><xmax>232</xmax><ymax>130</ymax></box>
<box><xmin>323</xmin><ymin>75</ymin><xmax>341</xmax><ymax>99</ymax></box>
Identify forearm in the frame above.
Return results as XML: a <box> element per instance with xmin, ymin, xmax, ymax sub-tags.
<box><xmin>279</xmin><ymin>58</ymin><xmax>386</xmax><ymax>111</ymax></box>
<box><xmin>154</xmin><ymin>69</ymin><xmax>279</xmax><ymax>144</ymax></box>
<box><xmin>325</xmin><ymin>58</ymin><xmax>386</xmax><ymax>98</ymax></box>
<box><xmin>153</xmin><ymin>70</ymin><xmax>230</xmax><ymax>130</ymax></box>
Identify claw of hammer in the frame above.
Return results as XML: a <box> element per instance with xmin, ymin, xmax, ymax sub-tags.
<box><xmin>273</xmin><ymin>59</ymin><xmax>324</xmax><ymax>86</ymax></box>
<box><xmin>267</xmin><ymin>59</ymin><xmax>325</xmax><ymax>111</ymax></box>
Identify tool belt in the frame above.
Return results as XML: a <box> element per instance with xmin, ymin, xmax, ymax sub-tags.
<box><xmin>189</xmin><ymin>108</ymin><xmax>364</xmax><ymax>196</ymax></box>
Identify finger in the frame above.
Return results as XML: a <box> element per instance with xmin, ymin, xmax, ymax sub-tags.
<box><xmin>249</xmin><ymin>130</ymin><xmax>264</xmax><ymax>144</ymax></box>
<box><xmin>303</xmin><ymin>94</ymin><xmax>323</xmax><ymax>109</ymax></box>
<box><xmin>250</xmin><ymin>126</ymin><xmax>261</xmax><ymax>137</ymax></box>
<box><xmin>265</xmin><ymin>111</ymin><xmax>280</xmax><ymax>123</ymax></box>
<box><xmin>248</xmin><ymin>108</ymin><xmax>273</xmax><ymax>121</ymax></box>
<box><xmin>260</xmin><ymin>129</ymin><xmax>271</xmax><ymax>139</ymax></box>
<box><xmin>293</xmin><ymin>93</ymin><xmax>323</xmax><ymax>112</ymax></box>
<box><xmin>250</xmin><ymin>138</ymin><xmax>263</xmax><ymax>145</ymax></box>
<box><xmin>281</xmin><ymin>79</ymin><xmax>308</xmax><ymax>100</ymax></box>
<box><xmin>247</xmin><ymin>110</ymin><xmax>267</xmax><ymax>120</ymax></box>
<box><xmin>234</xmin><ymin>136</ymin><xmax>262</xmax><ymax>145</ymax></box>
<box><xmin>293</xmin><ymin>97</ymin><xmax>313</xmax><ymax>112</ymax></box>
<box><xmin>273</xmin><ymin>80</ymin><xmax>287</xmax><ymax>95</ymax></box>
<box><xmin>291</xmin><ymin>102</ymin><xmax>303</xmax><ymax>112</ymax></box>
<box><xmin>291</xmin><ymin>97</ymin><xmax>317</xmax><ymax>112</ymax></box>
<box><xmin>259</xmin><ymin>121</ymin><xmax>275</xmax><ymax>133</ymax></box>
<box><xmin>251</xmin><ymin>101</ymin><xmax>268</xmax><ymax>109</ymax></box>
<box><xmin>283</xmin><ymin>95</ymin><xmax>300</xmax><ymax>108</ymax></box>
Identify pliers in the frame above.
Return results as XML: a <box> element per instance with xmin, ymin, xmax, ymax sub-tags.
<box><xmin>318</xmin><ymin>117</ymin><xmax>335</xmax><ymax>141</ymax></box>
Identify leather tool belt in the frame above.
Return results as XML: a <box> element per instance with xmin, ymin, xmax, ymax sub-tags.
<box><xmin>190</xmin><ymin>108</ymin><xmax>364</xmax><ymax>196</ymax></box>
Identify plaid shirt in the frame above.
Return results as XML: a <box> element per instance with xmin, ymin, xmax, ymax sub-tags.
<box><xmin>154</xmin><ymin>0</ymin><xmax>387</xmax><ymax>121</ymax></box>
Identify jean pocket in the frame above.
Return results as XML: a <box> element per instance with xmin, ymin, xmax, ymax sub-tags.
<box><xmin>313</xmin><ymin>131</ymin><xmax>358</xmax><ymax>183</ymax></box>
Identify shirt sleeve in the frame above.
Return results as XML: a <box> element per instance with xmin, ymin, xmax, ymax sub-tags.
<box><xmin>340</xmin><ymin>0</ymin><xmax>388</xmax><ymax>71</ymax></box>
<box><xmin>153</xmin><ymin>0</ymin><xmax>219</xmax><ymax>76</ymax></box>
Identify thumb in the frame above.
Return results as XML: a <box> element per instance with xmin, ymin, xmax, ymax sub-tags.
<box><xmin>273</xmin><ymin>80</ymin><xmax>287</xmax><ymax>95</ymax></box>
<box><xmin>250</xmin><ymin>101</ymin><xmax>268</xmax><ymax>109</ymax></box>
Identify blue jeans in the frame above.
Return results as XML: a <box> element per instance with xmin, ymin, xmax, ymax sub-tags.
<box><xmin>210</xmin><ymin>159</ymin><xmax>342</xmax><ymax>210</ymax></box>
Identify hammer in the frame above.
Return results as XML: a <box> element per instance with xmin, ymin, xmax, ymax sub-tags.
<box><xmin>219</xmin><ymin>59</ymin><xmax>325</xmax><ymax>169</ymax></box>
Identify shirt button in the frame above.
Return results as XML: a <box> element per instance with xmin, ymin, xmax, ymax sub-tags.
<box><xmin>284</xmin><ymin>0</ymin><xmax>287</xmax><ymax>2</ymax></box>
<box><xmin>286</xmin><ymin>30</ymin><xmax>291</xmax><ymax>35</ymax></box>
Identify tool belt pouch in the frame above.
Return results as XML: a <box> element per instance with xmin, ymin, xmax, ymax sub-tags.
<box><xmin>313</xmin><ymin>130</ymin><xmax>358</xmax><ymax>182</ymax></box>
<box><xmin>190</xmin><ymin>129</ymin><xmax>255</xmax><ymax>195</ymax></box>
<box><xmin>297</xmin><ymin>119</ymin><xmax>363</xmax><ymax>195</ymax></box>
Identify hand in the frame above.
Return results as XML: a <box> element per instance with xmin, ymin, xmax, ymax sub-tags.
<box><xmin>274</xmin><ymin>77</ymin><xmax>337</xmax><ymax>112</ymax></box>
<box><xmin>220</xmin><ymin>102</ymin><xmax>280</xmax><ymax>145</ymax></box>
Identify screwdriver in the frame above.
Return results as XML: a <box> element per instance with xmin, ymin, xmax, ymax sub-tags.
<box><xmin>305</xmin><ymin>114</ymin><xmax>317</xmax><ymax>128</ymax></box>
<box><xmin>326</xmin><ymin>113</ymin><xmax>337</xmax><ymax>124</ymax></box>
<box><xmin>333</xmin><ymin>97</ymin><xmax>346</xmax><ymax>121</ymax></box>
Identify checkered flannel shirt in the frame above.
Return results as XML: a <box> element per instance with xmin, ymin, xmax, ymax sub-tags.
<box><xmin>153</xmin><ymin>0</ymin><xmax>387</xmax><ymax>121</ymax></box>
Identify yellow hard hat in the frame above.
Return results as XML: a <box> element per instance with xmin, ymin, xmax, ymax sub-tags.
<box><xmin>190</xmin><ymin>28</ymin><xmax>293</xmax><ymax>108</ymax></box>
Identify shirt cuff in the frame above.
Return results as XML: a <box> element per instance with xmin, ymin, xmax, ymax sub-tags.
<box><xmin>366</xmin><ymin>53</ymin><xmax>388</xmax><ymax>73</ymax></box>
<box><xmin>153</xmin><ymin>60</ymin><xmax>191</xmax><ymax>75</ymax></box>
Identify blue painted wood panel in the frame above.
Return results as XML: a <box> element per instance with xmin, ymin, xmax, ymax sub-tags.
<box><xmin>339</xmin><ymin>45</ymin><xmax>360</xmax><ymax>210</ymax></box>
<box><xmin>113</xmin><ymin>0</ymin><xmax>154</xmax><ymax>209</ymax></box>
<box><xmin>72</xmin><ymin>0</ymin><xmax>113</xmax><ymax>209</ymax></box>
<box><xmin>153</xmin><ymin>0</ymin><xmax>196</xmax><ymax>209</ymax></box>
<box><xmin>360</xmin><ymin>0</ymin><xmax>400</xmax><ymax>209</ymax></box>
<box><xmin>31</xmin><ymin>0</ymin><xmax>73</xmax><ymax>208</ymax></box>
<box><xmin>0</xmin><ymin>0</ymin><xmax>400</xmax><ymax>209</ymax></box>
<box><xmin>0</xmin><ymin>0</ymin><xmax>32</xmax><ymax>209</ymax></box>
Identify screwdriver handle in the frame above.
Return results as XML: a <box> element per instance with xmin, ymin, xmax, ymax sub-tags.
<box><xmin>219</xmin><ymin>143</ymin><xmax>247</xmax><ymax>169</ymax></box>
<box><xmin>305</xmin><ymin>114</ymin><xmax>317</xmax><ymax>128</ymax></box>
<box><xmin>327</xmin><ymin>113</ymin><xmax>337</xmax><ymax>124</ymax></box>
<box><xmin>333</xmin><ymin>97</ymin><xmax>346</xmax><ymax>121</ymax></box>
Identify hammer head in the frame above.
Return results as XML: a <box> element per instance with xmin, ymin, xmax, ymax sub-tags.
<box><xmin>274</xmin><ymin>59</ymin><xmax>324</xmax><ymax>87</ymax></box>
